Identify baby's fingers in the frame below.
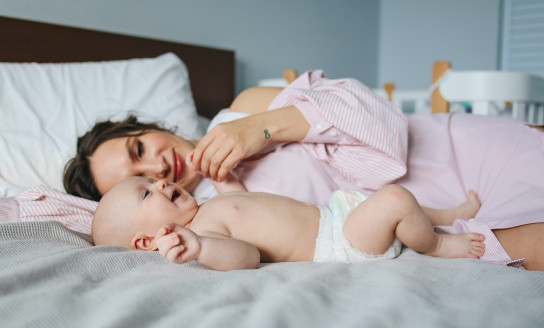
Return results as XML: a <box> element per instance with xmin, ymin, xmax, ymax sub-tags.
<box><xmin>156</xmin><ymin>233</ymin><xmax>181</xmax><ymax>257</ymax></box>
<box><xmin>156</xmin><ymin>223</ymin><xmax>176</xmax><ymax>238</ymax></box>
<box><xmin>165</xmin><ymin>245</ymin><xmax>188</xmax><ymax>263</ymax></box>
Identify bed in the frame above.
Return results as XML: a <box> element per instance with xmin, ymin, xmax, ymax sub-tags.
<box><xmin>1</xmin><ymin>16</ymin><xmax>544</xmax><ymax>328</ymax></box>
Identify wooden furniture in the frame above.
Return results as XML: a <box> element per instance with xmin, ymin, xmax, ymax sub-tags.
<box><xmin>430</xmin><ymin>61</ymin><xmax>451</xmax><ymax>114</ymax></box>
<box><xmin>430</xmin><ymin>60</ymin><xmax>544</xmax><ymax>123</ymax></box>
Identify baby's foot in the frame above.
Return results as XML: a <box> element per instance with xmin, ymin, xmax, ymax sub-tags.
<box><xmin>425</xmin><ymin>233</ymin><xmax>485</xmax><ymax>259</ymax></box>
<box><xmin>453</xmin><ymin>190</ymin><xmax>481</xmax><ymax>221</ymax></box>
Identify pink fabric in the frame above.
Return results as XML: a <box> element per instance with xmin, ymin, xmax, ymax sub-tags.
<box><xmin>397</xmin><ymin>113</ymin><xmax>544</xmax><ymax>227</ymax></box>
<box><xmin>272</xmin><ymin>70</ymin><xmax>408</xmax><ymax>191</ymax></box>
<box><xmin>14</xmin><ymin>185</ymin><xmax>97</xmax><ymax>234</ymax></box>
<box><xmin>397</xmin><ymin>113</ymin><xmax>544</xmax><ymax>267</ymax></box>
<box><xmin>230</xmin><ymin>72</ymin><xmax>544</xmax><ymax>268</ymax></box>
<box><xmin>435</xmin><ymin>220</ymin><xmax>525</xmax><ymax>268</ymax></box>
<box><xmin>232</xmin><ymin>70</ymin><xmax>409</xmax><ymax>205</ymax></box>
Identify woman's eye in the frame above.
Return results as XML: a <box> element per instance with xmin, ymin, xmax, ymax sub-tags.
<box><xmin>136</xmin><ymin>141</ymin><xmax>143</xmax><ymax>158</ymax></box>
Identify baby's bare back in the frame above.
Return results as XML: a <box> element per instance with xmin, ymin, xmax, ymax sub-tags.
<box><xmin>189</xmin><ymin>192</ymin><xmax>320</xmax><ymax>262</ymax></box>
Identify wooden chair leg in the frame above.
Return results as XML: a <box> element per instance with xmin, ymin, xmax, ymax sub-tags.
<box><xmin>282</xmin><ymin>69</ymin><xmax>298</xmax><ymax>84</ymax></box>
<box><xmin>383</xmin><ymin>83</ymin><xmax>395</xmax><ymax>102</ymax></box>
<box><xmin>431</xmin><ymin>61</ymin><xmax>451</xmax><ymax>114</ymax></box>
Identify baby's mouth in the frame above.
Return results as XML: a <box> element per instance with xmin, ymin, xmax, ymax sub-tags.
<box><xmin>171</xmin><ymin>190</ymin><xmax>181</xmax><ymax>202</ymax></box>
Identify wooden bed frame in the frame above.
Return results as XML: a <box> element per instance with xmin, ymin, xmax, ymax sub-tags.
<box><xmin>0</xmin><ymin>15</ymin><xmax>235</xmax><ymax>119</ymax></box>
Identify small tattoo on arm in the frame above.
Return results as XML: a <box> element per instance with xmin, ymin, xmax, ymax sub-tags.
<box><xmin>264</xmin><ymin>129</ymin><xmax>271</xmax><ymax>139</ymax></box>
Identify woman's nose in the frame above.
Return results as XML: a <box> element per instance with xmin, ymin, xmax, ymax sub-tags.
<box><xmin>138</xmin><ymin>160</ymin><xmax>169</xmax><ymax>179</ymax></box>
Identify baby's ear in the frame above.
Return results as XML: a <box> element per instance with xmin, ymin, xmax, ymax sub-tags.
<box><xmin>131</xmin><ymin>232</ymin><xmax>157</xmax><ymax>251</ymax></box>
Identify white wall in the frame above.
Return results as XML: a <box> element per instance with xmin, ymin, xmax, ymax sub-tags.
<box><xmin>0</xmin><ymin>0</ymin><xmax>379</xmax><ymax>93</ymax></box>
<box><xmin>378</xmin><ymin>0</ymin><xmax>502</xmax><ymax>89</ymax></box>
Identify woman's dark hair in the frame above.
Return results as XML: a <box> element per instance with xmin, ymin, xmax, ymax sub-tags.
<box><xmin>63</xmin><ymin>115</ymin><xmax>175</xmax><ymax>201</ymax></box>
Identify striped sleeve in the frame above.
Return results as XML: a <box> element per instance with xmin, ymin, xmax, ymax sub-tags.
<box><xmin>272</xmin><ymin>70</ymin><xmax>408</xmax><ymax>191</ymax></box>
<box><xmin>15</xmin><ymin>185</ymin><xmax>97</xmax><ymax>234</ymax></box>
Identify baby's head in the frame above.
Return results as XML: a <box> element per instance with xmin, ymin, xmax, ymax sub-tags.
<box><xmin>92</xmin><ymin>176</ymin><xmax>198</xmax><ymax>250</ymax></box>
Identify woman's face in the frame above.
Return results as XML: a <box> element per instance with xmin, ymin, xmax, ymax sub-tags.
<box><xmin>89</xmin><ymin>130</ymin><xmax>201</xmax><ymax>196</ymax></box>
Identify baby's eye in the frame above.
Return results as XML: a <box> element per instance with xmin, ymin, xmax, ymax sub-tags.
<box><xmin>137</xmin><ymin>141</ymin><xmax>144</xmax><ymax>158</ymax></box>
<box><xmin>143</xmin><ymin>189</ymin><xmax>150</xmax><ymax>199</ymax></box>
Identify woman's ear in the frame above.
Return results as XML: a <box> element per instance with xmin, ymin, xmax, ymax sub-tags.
<box><xmin>131</xmin><ymin>232</ymin><xmax>157</xmax><ymax>251</ymax></box>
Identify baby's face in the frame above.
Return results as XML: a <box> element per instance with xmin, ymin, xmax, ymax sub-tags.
<box><xmin>106</xmin><ymin>176</ymin><xmax>198</xmax><ymax>234</ymax></box>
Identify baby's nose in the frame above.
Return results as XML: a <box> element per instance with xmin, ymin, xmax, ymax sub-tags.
<box><xmin>151</xmin><ymin>179</ymin><xmax>168</xmax><ymax>191</ymax></box>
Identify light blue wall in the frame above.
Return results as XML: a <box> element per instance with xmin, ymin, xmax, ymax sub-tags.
<box><xmin>0</xmin><ymin>0</ymin><xmax>503</xmax><ymax>92</ymax></box>
<box><xmin>378</xmin><ymin>0</ymin><xmax>501</xmax><ymax>89</ymax></box>
<box><xmin>0</xmin><ymin>0</ymin><xmax>379</xmax><ymax>94</ymax></box>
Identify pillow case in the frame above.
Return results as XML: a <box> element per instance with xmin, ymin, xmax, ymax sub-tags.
<box><xmin>0</xmin><ymin>53</ymin><xmax>204</xmax><ymax>197</ymax></box>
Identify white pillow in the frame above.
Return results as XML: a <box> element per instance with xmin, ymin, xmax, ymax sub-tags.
<box><xmin>0</xmin><ymin>53</ymin><xmax>205</xmax><ymax>197</ymax></box>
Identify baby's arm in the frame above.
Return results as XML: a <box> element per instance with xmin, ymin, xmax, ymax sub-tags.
<box><xmin>155</xmin><ymin>223</ymin><xmax>260</xmax><ymax>271</ymax></box>
<box><xmin>210</xmin><ymin>172</ymin><xmax>247</xmax><ymax>193</ymax></box>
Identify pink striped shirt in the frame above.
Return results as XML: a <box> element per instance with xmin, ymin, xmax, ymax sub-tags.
<box><xmin>229</xmin><ymin>70</ymin><xmax>408</xmax><ymax>205</ymax></box>
<box><xmin>13</xmin><ymin>185</ymin><xmax>96</xmax><ymax>233</ymax></box>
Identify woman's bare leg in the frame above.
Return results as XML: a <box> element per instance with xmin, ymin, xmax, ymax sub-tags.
<box><xmin>494</xmin><ymin>223</ymin><xmax>544</xmax><ymax>270</ymax></box>
<box><xmin>343</xmin><ymin>185</ymin><xmax>485</xmax><ymax>258</ymax></box>
<box><xmin>421</xmin><ymin>190</ymin><xmax>481</xmax><ymax>226</ymax></box>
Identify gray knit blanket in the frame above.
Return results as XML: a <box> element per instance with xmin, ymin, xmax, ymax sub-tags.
<box><xmin>1</xmin><ymin>221</ymin><xmax>543</xmax><ymax>328</ymax></box>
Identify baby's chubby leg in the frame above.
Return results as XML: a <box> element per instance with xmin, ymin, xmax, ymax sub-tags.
<box><xmin>343</xmin><ymin>185</ymin><xmax>485</xmax><ymax>259</ymax></box>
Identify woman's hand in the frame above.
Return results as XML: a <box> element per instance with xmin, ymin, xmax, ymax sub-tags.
<box><xmin>190</xmin><ymin>106</ymin><xmax>310</xmax><ymax>182</ymax></box>
<box><xmin>190</xmin><ymin>115</ymin><xmax>271</xmax><ymax>181</ymax></box>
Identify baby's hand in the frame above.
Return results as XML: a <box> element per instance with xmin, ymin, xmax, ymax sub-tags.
<box><xmin>155</xmin><ymin>223</ymin><xmax>201</xmax><ymax>264</ymax></box>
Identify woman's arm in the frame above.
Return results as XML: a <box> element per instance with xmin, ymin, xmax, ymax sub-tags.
<box><xmin>155</xmin><ymin>223</ymin><xmax>260</xmax><ymax>271</ymax></box>
<box><xmin>193</xmin><ymin>71</ymin><xmax>409</xmax><ymax>189</ymax></box>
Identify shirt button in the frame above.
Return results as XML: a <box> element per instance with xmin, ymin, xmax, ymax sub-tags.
<box><xmin>316</xmin><ymin>123</ymin><xmax>324</xmax><ymax>130</ymax></box>
<box><xmin>330</xmin><ymin>131</ymin><xmax>338</xmax><ymax>137</ymax></box>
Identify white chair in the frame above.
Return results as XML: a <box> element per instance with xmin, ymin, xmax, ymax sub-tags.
<box><xmin>431</xmin><ymin>61</ymin><xmax>544</xmax><ymax>124</ymax></box>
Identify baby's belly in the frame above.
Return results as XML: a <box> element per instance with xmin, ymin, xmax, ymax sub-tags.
<box><xmin>221</xmin><ymin>195</ymin><xmax>321</xmax><ymax>263</ymax></box>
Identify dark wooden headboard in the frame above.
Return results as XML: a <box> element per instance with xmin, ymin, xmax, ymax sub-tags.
<box><xmin>0</xmin><ymin>16</ymin><xmax>235</xmax><ymax>119</ymax></box>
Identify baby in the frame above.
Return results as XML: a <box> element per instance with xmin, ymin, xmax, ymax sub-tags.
<box><xmin>92</xmin><ymin>176</ymin><xmax>484</xmax><ymax>271</ymax></box>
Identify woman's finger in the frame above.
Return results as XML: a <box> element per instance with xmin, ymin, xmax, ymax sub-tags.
<box><xmin>208</xmin><ymin>147</ymin><xmax>233</xmax><ymax>181</ymax></box>
<box><xmin>199</xmin><ymin>144</ymin><xmax>221</xmax><ymax>178</ymax></box>
<box><xmin>200</xmin><ymin>136</ymin><xmax>237</xmax><ymax>179</ymax></box>
<box><xmin>215</xmin><ymin>150</ymin><xmax>243</xmax><ymax>182</ymax></box>
<box><xmin>191</xmin><ymin>134</ymin><xmax>215</xmax><ymax>171</ymax></box>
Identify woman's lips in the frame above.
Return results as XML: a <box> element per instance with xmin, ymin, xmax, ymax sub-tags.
<box><xmin>173</xmin><ymin>150</ymin><xmax>183</xmax><ymax>182</ymax></box>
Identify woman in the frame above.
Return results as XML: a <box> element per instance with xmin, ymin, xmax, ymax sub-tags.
<box><xmin>64</xmin><ymin>70</ymin><xmax>544</xmax><ymax>270</ymax></box>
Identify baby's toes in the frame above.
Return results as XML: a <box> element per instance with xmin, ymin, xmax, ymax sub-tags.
<box><xmin>471</xmin><ymin>242</ymin><xmax>486</xmax><ymax>257</ymax></box>
<box><xmin>469</xmin><ymin>233</ymin><xmax>485</xmax><ymax>242</ymax></box>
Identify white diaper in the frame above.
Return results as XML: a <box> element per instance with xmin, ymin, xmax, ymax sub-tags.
<box><xmin>313</xmin><ymin>189</ymin><xmax>402</xmax><ymax>263</ymax></box>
